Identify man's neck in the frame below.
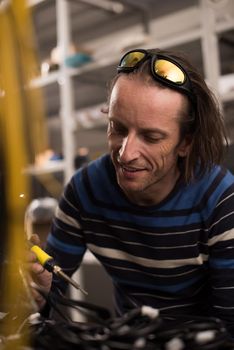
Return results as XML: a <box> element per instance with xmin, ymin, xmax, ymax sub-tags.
<box><xmin>125</xmin><ymin>170</ymin><xmax>181</xmax><ymax>207</ymax></box>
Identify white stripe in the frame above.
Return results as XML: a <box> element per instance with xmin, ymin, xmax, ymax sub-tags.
<box><xmin>87</xmin><ymin>243</ymin><xmax>208</xmax><ymax>268</ymax></box>
<box><xmin>53</xmin><ymin>220</ymin><xmax>83</xmax><ymax>238</ymax></box>
<box><xmin>82</xmin><ymin>215</ymin><xmax>201</xmax><ymax>236</ymax></box>
<box><xmin>207</xmin><ymin>211</ymin><xmax>234</xmax><ymax>231</ymax></box>
<box><xmin>85</xmin><ymin>230</ymin><xmax>201</xmax><ymax>250</ymax></box>
<box><xmin>213</xmin><ymin>286</ymin><xmax>234</xmax><ymax>290</ymax></box>
<box><xmin>214</xmin><ymin>305</ymin><xmax>234</xmax><ymax>310</ymax></box>
<box><xmin>110</xmin><ymin>224</ymin><xmax>200</xmax><ymax>236</ymax></box>
<box><xmin>103</xmin><ymin>261</ymin><xmax>199</xmax><ymax>278</ymax></box>
<box><xmin>208</xmin><ymin>228</ymin><xmax>234</xmax><ymax>246</ymax></box>
<box><xmin>216</xmin><ymin>192</ymin><xmax>234</xmax><ymax>208</ymax></box>
<box><xmin>55</xmin><ymin>206</ymin><xmax>81</xmax><ymax>229</ymax></box>
<box><xmin>63</xmin><ymin>193</ymin><xmax>79</xmax><ymax>211</ymax></box>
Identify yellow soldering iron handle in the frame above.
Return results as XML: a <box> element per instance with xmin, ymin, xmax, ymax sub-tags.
<box><xmin>30</xmin><ymin>245</ymin><xmax>53</xmax><ymax>267</ymax></box>
<box><xmin>30</xmin><ymin>243</ymin><xmax>88</xmax><ymax>295</ymax></box>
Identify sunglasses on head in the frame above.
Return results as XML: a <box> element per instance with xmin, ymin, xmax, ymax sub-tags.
<box><xmin>117</xmin><ymin>49</ymin><xmax>194</xmax><ymax>101</ymax></box>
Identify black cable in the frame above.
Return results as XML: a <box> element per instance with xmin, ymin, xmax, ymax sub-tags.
<box><xmin>48</xmin><ymin>289</ymin><xmax>112</xmax><ymax>323</ymax></box>
<box><xmin>1</xmin><ymin>285</ymin><xmax>234</xmax><ymax>349</ymax></box>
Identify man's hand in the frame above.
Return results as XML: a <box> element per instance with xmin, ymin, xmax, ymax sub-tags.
<box><xmin>27</xmin><ymin>234</ymin><xmax>52</xmax><ymax>310</ymax></box>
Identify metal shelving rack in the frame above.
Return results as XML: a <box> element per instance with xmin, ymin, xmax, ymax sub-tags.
<box><xmin>55</xmin><ymin>0</ymin><xmax>75</xmax><ymax>184</ymax></box>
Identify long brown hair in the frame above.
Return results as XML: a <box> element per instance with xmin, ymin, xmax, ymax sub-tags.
<box><xmin>107</xmin><ymin>48</ymin><xmax>227</xmax><ymax>183</ymax></box>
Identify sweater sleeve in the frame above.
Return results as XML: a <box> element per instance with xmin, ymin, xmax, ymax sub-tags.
<box><xmin>208</xmin><ymin>185</ymin><xmax>234</xmax><ymax>336</ymax></box>
<box><xmin>45</xmin><ymin>174</ymin><xmax>87</xmax><ymax>295</ymax></box>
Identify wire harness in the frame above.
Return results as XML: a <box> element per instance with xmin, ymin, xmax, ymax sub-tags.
<box><xmin>1</xmin><ymin>288</ymin><xmax>234</xmax><ymax>350</ymax></box>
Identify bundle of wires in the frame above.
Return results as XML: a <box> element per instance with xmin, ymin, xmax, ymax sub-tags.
<box><xmin>1</xmin><ymin>288</ymin><xmax>234</xmax><ymax>350</ymax></box>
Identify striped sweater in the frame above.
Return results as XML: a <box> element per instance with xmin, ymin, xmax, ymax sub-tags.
<box><xmin>46</xmin><ymin>154</ymin><xmax>234</xmax><ymax>334</ymax></box>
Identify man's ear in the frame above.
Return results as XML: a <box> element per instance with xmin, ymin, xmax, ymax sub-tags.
<box><xmin>178</xmin><ymin>134</ymin><xmax>192</xmax><ymax>157</ymax></box>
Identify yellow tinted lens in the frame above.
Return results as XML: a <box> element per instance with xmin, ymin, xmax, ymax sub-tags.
<box><xmin>121</xmin><ymin>52</ymin><xmax>146</xmax><ymax>68</ymax></box>
<box><xmin>154</xmin><ymin>59</ymin><xmax>185</xmax><ymax>84</ymax></box>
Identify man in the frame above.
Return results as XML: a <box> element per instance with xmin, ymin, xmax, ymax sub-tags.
<box><xmin>30</xmin><ymin>48</ymin><xmax>234</xmax><ymax>335</ymax></box>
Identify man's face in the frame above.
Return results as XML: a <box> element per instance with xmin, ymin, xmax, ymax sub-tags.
<box><xmin>107</xmin><ymin>76</ymin><xmax>191</xmax><ymax>205</ymax></box>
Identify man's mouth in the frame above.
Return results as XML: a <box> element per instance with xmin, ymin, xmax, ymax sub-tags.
<box><xmin>121</xmin><ymin>165</ymin><xmax>145</xmax><ymax>173</ymax></box>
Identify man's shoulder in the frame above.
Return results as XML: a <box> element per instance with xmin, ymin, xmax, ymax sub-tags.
<box><xmin>189</xmin><ymin>165</ymin><xmax>234</xmax><ymax>200</ymax></box>
<box><xmin>170</xmin><ymin>165</ymin><xmax>234</xmax><ymax>214</ymax></box>
<box><xmin>205</xmin><ymin>165</ymin><xmax>234</xmax><ymax>188</ymax></box>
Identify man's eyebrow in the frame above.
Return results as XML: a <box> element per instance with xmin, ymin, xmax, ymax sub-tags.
<box><xmin>109</xmin><ymin>118</ymin><xmax>168</xmax><ymax>136</ymax></box>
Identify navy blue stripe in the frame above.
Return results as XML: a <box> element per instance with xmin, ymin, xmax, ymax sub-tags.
<box><xmin>114</xmin><ymin>275</ymin><xmax>202</xmax><ymax>293</ymax></box>
<box><xmin>210</xmin><ymin>258</ymin><xmax>234</xmax><ymax>269</ymax></box>
<box><xmin>47</xmin><ymin>233</ymin><xmax>85</xmax><ymax>255</ymax></box>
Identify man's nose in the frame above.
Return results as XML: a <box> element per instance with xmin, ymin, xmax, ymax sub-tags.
<box><xmin>118</xmin><ymin>135</ymin><xmax>140</xmax><ymax>163</ymax></box>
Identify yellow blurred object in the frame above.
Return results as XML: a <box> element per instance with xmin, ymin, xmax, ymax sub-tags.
<box><xmin>0</xmin><ymin>0</ymin><xmax>48</xmax><ymax>345</ymax></box>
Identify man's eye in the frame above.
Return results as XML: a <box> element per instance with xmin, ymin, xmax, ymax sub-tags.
<box><xmin>144</xmin><ymin>135</ymin><xmax>162</xmax><ymax>143</ymax></box>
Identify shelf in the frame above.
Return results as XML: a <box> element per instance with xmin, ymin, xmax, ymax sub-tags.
<box><xmin>30</xmin><ymin>55</ymin><xmax>119</xmax><ymax>89</ymax></box>
<box><xmin>23</xmin><ymin>160</ymin><xmax>65</xmax><ymax>175</ymax></box>
<box><xmin>27</xmin><ymin>0</ymin><xmax>46</xmax><ymax>7</ymax></box>
<box><xmin>219</xmin><ymin>74</ymin><xmax>234</xmax><ymax>103</ymax></box>
<box><xmin>30</xmin><ymin>70</ymin><xmax>60</xmax><ymax>88</ymax></box>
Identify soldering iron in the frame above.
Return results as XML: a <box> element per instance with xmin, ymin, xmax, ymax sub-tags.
<box><xmin>30</xmin><ymin>243</ymin><xmax>88</xmax><ymax>295</ymax></box>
